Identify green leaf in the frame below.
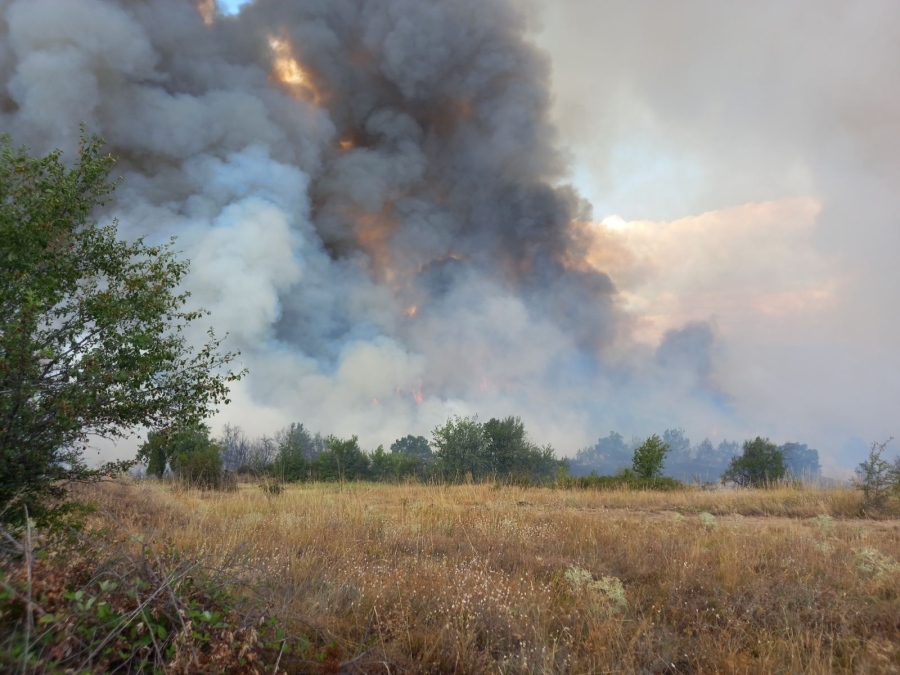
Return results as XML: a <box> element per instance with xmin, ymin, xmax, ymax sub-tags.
<box><xmin>0</xmin><ymin>131</ymin><xmax>243</xmax><ymax>527</ymax></box>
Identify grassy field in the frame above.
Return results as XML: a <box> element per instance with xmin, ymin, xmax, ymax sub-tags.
<box><xmin>5</xmin><ymin>480</ymin><xmax>900</xmax><ymax>673</ymax></box>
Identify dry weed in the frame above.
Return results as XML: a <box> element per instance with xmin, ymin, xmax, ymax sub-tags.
<box><xmin>12</xmin><ymin>480</ymin><xmax>895</xmax><ymax>673</ymax></box>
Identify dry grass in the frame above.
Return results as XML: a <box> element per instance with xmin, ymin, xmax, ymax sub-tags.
<box><xmin>63</xmin><ymin>481</ymin><xmax>900</xmax><ymax>673</ymax></box>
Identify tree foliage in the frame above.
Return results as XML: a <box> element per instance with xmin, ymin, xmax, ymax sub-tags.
<box><xmin>779</xmin><ymin>442</ymin><xmax>822</xmax><ymax>480</ymax></box>
<box><xmin>572</xmin><ymin>429</ymin><xmax>742</xmax><ymax>483</ymax></box>
<box><xmin>483</xmin><ymin>416</ymin><xmax>562</xmax><ymax>481</ymax></box>
<box><xmin>318</xmin><ymin>435</ymin><xmax>369</xmax><ymax>482</ymax></box>
<box><xmin>428</xmin><ymin>415</ymin><xmax>562</xmax><ymax>483</ymax></box>
<box><xmin>662</xmin><ymin>428</ymin><xmax>692</xmax><ymax>461</ymax></box>
<box><xmin>137</xmin><ymin>421</ymin><xmax>217</xmax><ymax>479</ymax></box>
<box><xmin>390</xmin><ymin>434</ymin><xmax>431</xmax><ymax>459</ymax></box>
<box><xmin>855</xmin><ymin>438</ymin><xmax>896</xmax><ymax>512</ymax></box>
<box><xmin>175</xmin><ymin>444</ymin><xmax>227</xmax><ymax>490</ymax></box>
<box><xmin>722</xmin><ymin>437</ymin><xmax>786</xmax><ymax>487</ymax></box>
<box><xmin>432</xmin><ymin>415</ymin><xmax>490</xmax><ymax>481</ymax></box>
<box><xmin>483</xmin><ymin>416</ymin><xmax>530</xmax><ymax>475</ymax></box>
<box><xmin>571</xmin><ymin>431</ymin><xmax>632</xmax><ymax>475</ymax></box>
<box><xmin>632</xmin><ymin>434</ymin><xmax>670</xmax><ymax>479</ymax></box>
<box><xmin>272</xmin><ymin>423</ymin><xmax>322</xmax><ymax>481</ymax></box>
<box><xmin>0</xmin><ymin>133</ymin><xmax>241</xmax><ymax>523</ymax></box>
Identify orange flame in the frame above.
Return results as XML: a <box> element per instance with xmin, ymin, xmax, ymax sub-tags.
<box><xmin>197</xmin><ymin>0</ymin><xmax>216</xmax><ymax>26</ymax></box>
<box><xmin>413</xmin><ymin>387</ymin><xmax>423</xmax><ymax>405</ymax></box>
<box><xmin>268</xmin><ymin>33</ymin><xmax>322</xmax><ymax>103</ymax></box>
<box><xmin>403</xmin><ymin>305</ymin><xmax>419</xmax><ymax>318</ymax></box>
<box><xmin>339</xmin><ymin>139</ymin><xmax>355</xmax><ymax>152</ymax></box>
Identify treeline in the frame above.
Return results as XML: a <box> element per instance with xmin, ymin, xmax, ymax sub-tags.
<box><xmin>571</xmin><ymin>429</ymin><xmax>822</xmax><ymax>483</ymax></box>
<box><xmin>137</xmin><ymin>415</ymin><xmax>566</xmax><ymax>485</ymax></box>
<box><xmin>137</xmin><ymin>417</ymin><xmax>825</xmax><ymax>490</ymax></box>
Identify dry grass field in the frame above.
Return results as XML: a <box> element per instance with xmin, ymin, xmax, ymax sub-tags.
<box><xmin>5</xmin><ymin>480</ymin><xmax>900</xmax><ymax>673</ymax></box>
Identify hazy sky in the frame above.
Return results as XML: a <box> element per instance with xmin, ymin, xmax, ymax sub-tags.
<box><xmin>527</xmin><ymin>1</ymin><xmax>900</xmax><ymax>469</ymax></box>
<box><xmin>4</xmin><ymin>0</ymin><xmax>896</xmax><ymax>473</ymax></box>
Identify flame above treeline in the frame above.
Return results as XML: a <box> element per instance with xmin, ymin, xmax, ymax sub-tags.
<box><xmin>0</xmin><ymin>0</ymin><xmax>732</xmax><ymax>450</ymax></box>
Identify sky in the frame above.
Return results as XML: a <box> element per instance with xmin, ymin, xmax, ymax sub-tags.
<box><xmin>531</xmin><ymin>2</ymin><xmax>900</xmax><ymax>470</ymax></box>
<box><xmin>3</xmin><ymin>0</ymin><xmax>897</xmax><ymax>474</ymax></box>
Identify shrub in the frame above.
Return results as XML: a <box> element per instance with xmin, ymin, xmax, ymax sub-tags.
<box><xmin>0</xmin><ymin>133</ymin><xmax>240</xmax><ymax>525</ymax></box>
<box><xmin>137</xmin><ymin>422</ymin><xmax>233</xmax><ymax>491</ymax></box>
<box><xmin>0</xmin><ymin>520</ymin><xmax>305</xmax><ymax>673</ymax></box>
<box><xmin>432</xmin><ymin>415</ymin><xmax>489</xmax><ymax>481</ymax></box>
<box><xmin>315</xmin><ymin>435</ymin><xmax>369</xmax><ymax>482</ymax></box>
<box><xmin>722</xmin><ymin>437</ymin><xmax>786</xmax><ymax>487</ymax></box>
<box><xmin>557</xmin><ymin>472</ymin><xmax>683</xmax><ymax>491</ymax></box>
<box><xmin>631</xmin><ymin>434</ymin><xmax>670</xmax><ymax>479</ymax></box>
<box><xmin>855</xmin><ymin>438</ymin><xmax>895</xmax><ymax>513</ymax></box>
<box><xmin>176</xmin><ymin>446</ymin><xmax>228</xmax><ymax>490</ymax></box>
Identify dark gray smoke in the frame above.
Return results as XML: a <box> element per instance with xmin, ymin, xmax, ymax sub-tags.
<box><xmin>0</xmin><ymin>0</ymin><xmax>729</xmax><ymax>454</ymax></box>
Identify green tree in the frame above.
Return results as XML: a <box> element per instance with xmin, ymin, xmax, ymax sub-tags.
<box><xmin>317</xmin><ymin>435</ymin><xmax>369</xmax><ymax>483</ymax></box>
<box><xmin>272</xmin><ymin>423</ymin><xmax>319</xmax><ymax>481</ymax></box>
<box><xmin>662</xmin><ymin>428</ymin><xmax>692</xmax><ymax>461</ymax></box>
<box><xmin>722</xmin><ymin>437</ymin><xmax>786</xmax><ymax>487</ymax></box>
<box><xmin>632</xmin><ymin>434</ymin><xmax>670</xmax><ymax>479</ymax></box>
<box><xmin>483</xmin><ymin>416</ymin><xmax>563</xmax><ymax>481</ymax></box>
<box><xmin>484</xmin><ymin>416</ymin><xmax>528</xmax><ymax>475</ymax></box>
<box><xmin>432</xmin><ymin>415</ymin><xmax>488</xmax><ymax>481</ymax></box>
<box><xmin>855</xmin><ymin>438</ymin><xmax>895</xmax><ymax>512</ymax></box>
<box><xmin>369</xmin><ymin>444</ymin><xmax>394</xmax><ymax>481</ymax></box>
<box><xmin>0</xmin><ymin>133</ymin><xmax>241</xmax><ymax>524</ymax></box>
<box><xmin>572</xmin><ymin>431</ymin><xmax>631</xmax><ymax>475</ymax></box>
<box><xmin>176</xmin><ymin>445</ymin><xmax>225</xmax><ymax>490</ymax></box>
<box><xmin>137</xmin><ymin>421</ymin><xmax>216</xmax><ymax>478</ymax></box>
<box><xmin>779</xmin><ymin>442</ymin><xmax>821</xmax><ymax>479</ymax></box>
<box><xmin>390</xmin><ymin>434</ymin><xmax>431</xmax><ymax>459</ymax></box>
<box><xmin>140</xmin><ymin>421</ymin><xmax>225</xmax><ymax>490</ymax></box>
<box><xmin>517</xmin><ymin>444</ymin><xmax>565</xmax><ymax>482</ymax></box>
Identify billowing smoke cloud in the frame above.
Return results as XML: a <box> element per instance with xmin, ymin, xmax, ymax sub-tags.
<box><xmin>1</xmin><ymin>0</ymin><xmax>819</xmax><ymax>461</ymax></box>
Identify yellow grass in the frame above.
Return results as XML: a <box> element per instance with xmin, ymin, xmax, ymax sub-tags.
<box><xmin>80</xmin><ymin>481</ymin><xmax>900</xmax><ymax>673</ymax></box>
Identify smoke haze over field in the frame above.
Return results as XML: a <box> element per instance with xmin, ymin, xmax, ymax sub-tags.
<box><xmin>2</xmin><ymin>0</ymin><xmax>897</xmax><ymax>473</ymax></box>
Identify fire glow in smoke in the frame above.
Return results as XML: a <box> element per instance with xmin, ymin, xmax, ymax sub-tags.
<box><xmin>267</xmin><ymin>33</ymin><xmax>322</xmax><ymax>104</ymax></box>
<box><xmin>1</xmin><ymin>0</ymin><xmax>839</xmax><ymax>460</ymax></box>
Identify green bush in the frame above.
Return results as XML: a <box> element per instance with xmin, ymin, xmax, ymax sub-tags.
<box><xmin>0</xmin><ymin>133</ymin><xmax>240</xmax><ymax>526</ymax></box>
<box><xmin>632</xmin><ymin>434</ymin><xmax>670</xmax><ymax>479</ymax></box>
<box><xmin>317</xmin><ymin>436</ymin><xmax>370</xmax><ymax>482</ymax></box>
<box><xmin>137</xmin><ymin>422</ymin><xmax>233</xmax><ymax>491</ymax></box>
<box><xmin>722</xmin><ymin>437</ymin><xmax>786</xmax><ymax>487</ymax></box>
<box><xmin>176</xmin><ymin>445</ymin><xmax>231</xmax><ymax>491</ymax></box>
<box><xmin>855</xmin><ymin>438</ymin><xmax>897</xmax><ymax>513</ymax></box>
<box><xmin>557</xmin><ymin>471</ymin><xmax>683</xmax><ymax>491</ymax></box>
<box><xmin>0</xmin><ymin>523</ymin><xmax>308</xmax><ymax>673</ymax></box>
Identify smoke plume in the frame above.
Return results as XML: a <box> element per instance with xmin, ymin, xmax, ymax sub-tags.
<box><xmin>1</xmin><ymin>0</ymin><xmax>734</xmax><ymax>455</ymax></box>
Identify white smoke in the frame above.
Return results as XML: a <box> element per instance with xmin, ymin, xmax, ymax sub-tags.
<box><xmin>3</xmin><ymin>0</ymin><xmax>840</xmax><ymax>463</ymax></box>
